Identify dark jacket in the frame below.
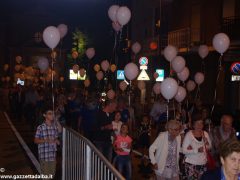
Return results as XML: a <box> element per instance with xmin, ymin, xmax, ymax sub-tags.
<box><xmin>201</xmin><ymin>168</ymin><xmax>221</xmax><ymax>180</ymax></box>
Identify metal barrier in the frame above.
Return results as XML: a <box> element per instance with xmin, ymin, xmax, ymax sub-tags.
<box><xmin>62</xmin><ymin>127</ymin><xmax>125</xmax><ymax>180</ymax></box>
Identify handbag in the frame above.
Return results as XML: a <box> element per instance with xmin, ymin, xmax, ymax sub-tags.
<box><xmin>203</xmin><ymin>133</ymin><xmax>216</xmax><ymax>170</ymax></box>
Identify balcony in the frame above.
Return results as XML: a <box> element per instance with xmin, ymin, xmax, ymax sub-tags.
<box><xmin>222</xmin><ymin>16</ymin><xmax>240</xmax><ymax>45</ymax></box>
<box><xmin>165</xmin><ymin>28</ymin><xmax>200</xmax><ymax>52</ymax></box>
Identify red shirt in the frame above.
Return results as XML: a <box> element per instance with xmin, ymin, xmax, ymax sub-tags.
<box><xmin>114</xmin><ymin>134</ymin><xmax>132</xmax><ymax>155</ymax></box>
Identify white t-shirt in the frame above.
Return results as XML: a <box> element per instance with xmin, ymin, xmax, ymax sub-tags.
<box><xmin>112</xmin><ymin>121</ymin><xmax>123</xmax><ymax>136</ymax></box>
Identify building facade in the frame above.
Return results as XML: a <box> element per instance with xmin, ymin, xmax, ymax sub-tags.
<box><xmin>131</xmin><ymin>0</ymin><xmax>240</xmax><ymax>115</ymax></box>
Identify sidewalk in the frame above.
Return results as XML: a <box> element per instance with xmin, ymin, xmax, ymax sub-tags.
<box><xmin>0</xmin><ymin>112</ymin><xmax>36</xmax><ymax>175</ymax></box>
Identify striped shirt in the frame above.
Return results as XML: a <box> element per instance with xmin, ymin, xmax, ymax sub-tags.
<box><xmin>35</xmin><ymin>122</ymin><xmax>58</xmax><ymax>161</ymax></box>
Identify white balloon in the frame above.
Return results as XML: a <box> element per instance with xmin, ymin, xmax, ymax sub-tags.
<box><xmin>186</xmin><ymin>80</ymin><xmax>196</xmax><ymax>92</ymax></box>
<box><xmin>175</xmin><ymin>86</ymin><xmax>187</xmax><ymax>103</ymax></box>
<box><xmin>101</xmin><ymin>60</ymin><xmax>110</xmax><ymax>72</ymax></box>
<box><xmin>60</xmin><ymin>77</ymin><xmax>64</xmax><ymax>82</ymax></box>
<box><xmin>116</xmin><ymin>6</ymin><xmax>131</xmax><ymax>26</ymax></box>
<box><xmin>107</xmin><ymin>89</ymin><xmax>116</xmax><ymax>99</ymax></box>
<box><xmin>177</xmin><ymin>67</ymin><xmax>189</xmax><ymax>82</ymax></box>
<box><xmin>163</xmin><ymin>45</ymin><xmax>178</xmax><ymax>62</ymax></box>
<box><xmin>96</xmin><ymin>71</ymin><xmax>104</xmax><ymax>80</ymax></box>
<box><xmin>131</xmin><ymin>42</ymin><xmax>141</xmax><ymax>54</ymax></box>
<box><xmin>37</xmin><ymin>57</ymin><xmax>49</xmax><ymax>71</ymax></box>
<box><xmin>57</xmin><ymin>24</ymin><xmax>68</xmax><ymax>39</ymax></box>
<box><xmin>172</xmin><ymin>56</ymin><xmax>186</xmax><ymax>73</ymax></box>
<box><xmin>124</xmin><ymin>63</ymin><xmax>139</xmax><ymax>80</ymax></box>
<box><xmin>119</xmin><ymin>81</ymin><xmax>128</xmax><ymax>91</ymax></box>
<box><xmin>86</xmin><ymin>48</ymin><xmax>95</xmax><ymax>59</ymax></box>
<box><xmin>137</xmin><ymin>81</ymin><xmax>146</xmax><ymax>90</ymax></box>
<box><xmin>108</xmin><ymin>5</ymin><xmax>120</xmax><ymax>22</ymax></box>
<box><xmin>112</xmin><ymin>22</ymin><xmax>122</xmax><ymax>32</ymax></box>
<box><xmin>198</xmin><ymin>45</ymin><xmax>209</xmax><ymax>59</ymax></box>
<box><xmin>194</xmin><ymin>72</ymin><xmax>205</xmax><ymax>85</ymax></box>
<box><xmin>160</xmin><ymin>77</ymin><xmax>178</xmax><ymax>100</ymax></box>
<box><xmin>153</xmin><ymin>82</ymin><xmax>161</xmax><ymax>95</ymax></box>
<box><xmin>212</xmin><ymin>33</ymin><xmax>230</xmax><ymax>54</ymax></box>
<box><xmin>43</xmin><ymin>26</ymin><xmax>60</xmax><ymax>49</ymax></box>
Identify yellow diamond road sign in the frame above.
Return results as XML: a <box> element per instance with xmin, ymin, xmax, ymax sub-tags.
<box><xmin>137</xmin><ymin>69</ymin><xmax>150</xmax><ymax>80</ymax></box>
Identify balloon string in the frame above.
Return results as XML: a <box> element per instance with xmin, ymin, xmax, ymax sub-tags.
<box><xmin>173</xmin><ymin>99</ymin><xmax>176</xmax><ymax>119</ymax></box>
<box><xmin>114</xmin><ymin>32</ymin><xmax>118</xmax><ymax>91</ymax></box>
<box><xmin>201</xmin><ymin>59</ymin><xmax>205</xmax><ymax>75</ymax></box>
<box><xmin>211</xmin><ymin>55</ymin><xmax>223</xmax><ymax>116</ymax></box>
<box><xmin>110</xmin><ymin>31</ymin><xmax>118</xmax><ymax>65</ymax></box>
<box><xmin>119</xmin><ymin>28</ymin><xmax>123</xmax><ymax>43</ymax></box>
<box><xmin>167</xmin><ymin>99</ymin><xmax>169</xmax><ymax>122</ymax></box>
<box><xmin>51</xmin><ymin>49</ymin><xmax>55</xmax><ymax>117</ymax></box>
<box><xmin>183</xmin><ymin>81</ymin><xmax>186</xmax><ymax>88</ymax></box>
<box><xmin>194</xmin><ymin>85</ymin><xmax>200</xmax><ymax>102</ymax></box>
<box><xmin>59</xmin><ymin>40</ymin><xmax>63</xmax><ymax>61</ymax></box>
<box><xmin>179</xmin><ymin>102</ymin><xmax>183</xmax><ymax>124</ymax></box>
<box><xmin>179</xmin><ymin>102</ymin><xmax>182</xmax><ymax>113</ymax></box>
<box><xmin>169</xmin><ymin>61</ymin><xmax>172</xmax><ymax>77</ymax></box>
<box><xmin>191</xmin><ymin>86</ymin><xmax>200</xmax><ymax>114</ymax></box>
<box><xmin>128</xmin><ymin>80</ymin><xmax>131</xmax><ymax>107</ymax></box>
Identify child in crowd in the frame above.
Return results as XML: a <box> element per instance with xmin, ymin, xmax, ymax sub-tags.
<box><xmin>138</xmin><ymin>115</ymin><xmax>151</xmax><ymax>154</ymax></box>
<box><xmin>34</xmin><ymin>106</ymin><xmax>62</xmax><ymax>178</ymax></box>
<box><xmin>112</xmin><ymin>111</ymin><xmax>123</xmax><ymax>137</ymax></box>
<box><xmin>113</xmin><ymin>124</ymin><xmax>132</xmax><ymax>180</ymax></box>
<box><xmin>137</xmin><ymin>115</ymin><xmax>152</xmax><ymax>177</ymax></box>
<box><xmin>111</xmin><ymin>111</ymin><xmax>123</xmax><ymax>163</ymax></box>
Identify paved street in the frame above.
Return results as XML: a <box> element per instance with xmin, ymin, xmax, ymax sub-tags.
<box><xmin>0</xmin><ymin>109</ymin><xmax>156</xmax><ymax>179</ymax></box>
<box><xmin>0</xmin><ymin>112</ymin><xmax>36</xmax><ymax>175</ymax></box>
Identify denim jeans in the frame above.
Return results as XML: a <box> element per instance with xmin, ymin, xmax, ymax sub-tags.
<box><xmin>114</xmin><ymin>155</ymin><xmax>132</xmax><ymax>180</ymax></box>
<box><xmin>93</xmin><ymin>141</ymin><xmax>112</xmax><ymax>162</ymax></box>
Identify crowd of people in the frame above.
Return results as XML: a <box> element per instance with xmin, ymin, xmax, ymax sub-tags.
<box><xmin>4</xmin><ymin>84</ymin><xmax>240</xmax><ymax>180</ymax></box>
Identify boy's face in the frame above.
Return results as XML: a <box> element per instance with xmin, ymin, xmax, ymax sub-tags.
<box><xmin>45</xmin><ymin>110</ymin><xmax>54</xmax><ymax>121</ymax></box>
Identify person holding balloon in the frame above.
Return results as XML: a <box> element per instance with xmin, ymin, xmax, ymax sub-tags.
<box><xmin>182</xmin><ymin>112</ymin><xmax>212</xmax><ymax>180</ymax></box>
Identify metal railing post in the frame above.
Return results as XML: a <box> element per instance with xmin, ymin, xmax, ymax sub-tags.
<box><xmin>62</xmin><ymin>128</ymin><xmax>66</xmax><ymax>180</ymax></box>
<box><xmin>85</xmin><ymin>145</ymin><xmax>91</xmax><ymax>180</ymax></box>
<box><xmin>62</xmin><ymin>126</ymin><xmax>125</xmax><ymax>180</ymax></box>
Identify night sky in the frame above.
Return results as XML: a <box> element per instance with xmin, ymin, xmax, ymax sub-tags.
<box><xmin>0</xmin><ymin>0</ymin><xmax>130</xmax><ymax>61</ymax></box>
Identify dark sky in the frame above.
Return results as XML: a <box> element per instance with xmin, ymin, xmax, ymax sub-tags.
<box><xmin>0</xmin><ymin>0</ymin><xmax>130</xmax><ymax>60</ymax></box>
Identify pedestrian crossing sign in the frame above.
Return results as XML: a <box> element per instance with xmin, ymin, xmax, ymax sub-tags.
<box><xmin>117</xmin><ymin>70</ymin><xmax>125</xmax><ymax>80</ymax></box>
<box><xmin>137</xmin><ymin>69</ymin><xmax>150</xmax><ymax>81</ymax></box>
<box><xmin>156</xmin><ymin>69</ymin><xmax>164</xmax><ymax>82</ymax></box>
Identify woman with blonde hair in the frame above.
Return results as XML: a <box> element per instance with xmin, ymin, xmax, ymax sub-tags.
<box><xmin>149</xmin><ymin>120</ymin><xmax>182</xmax><ymax>180</ymax></box>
